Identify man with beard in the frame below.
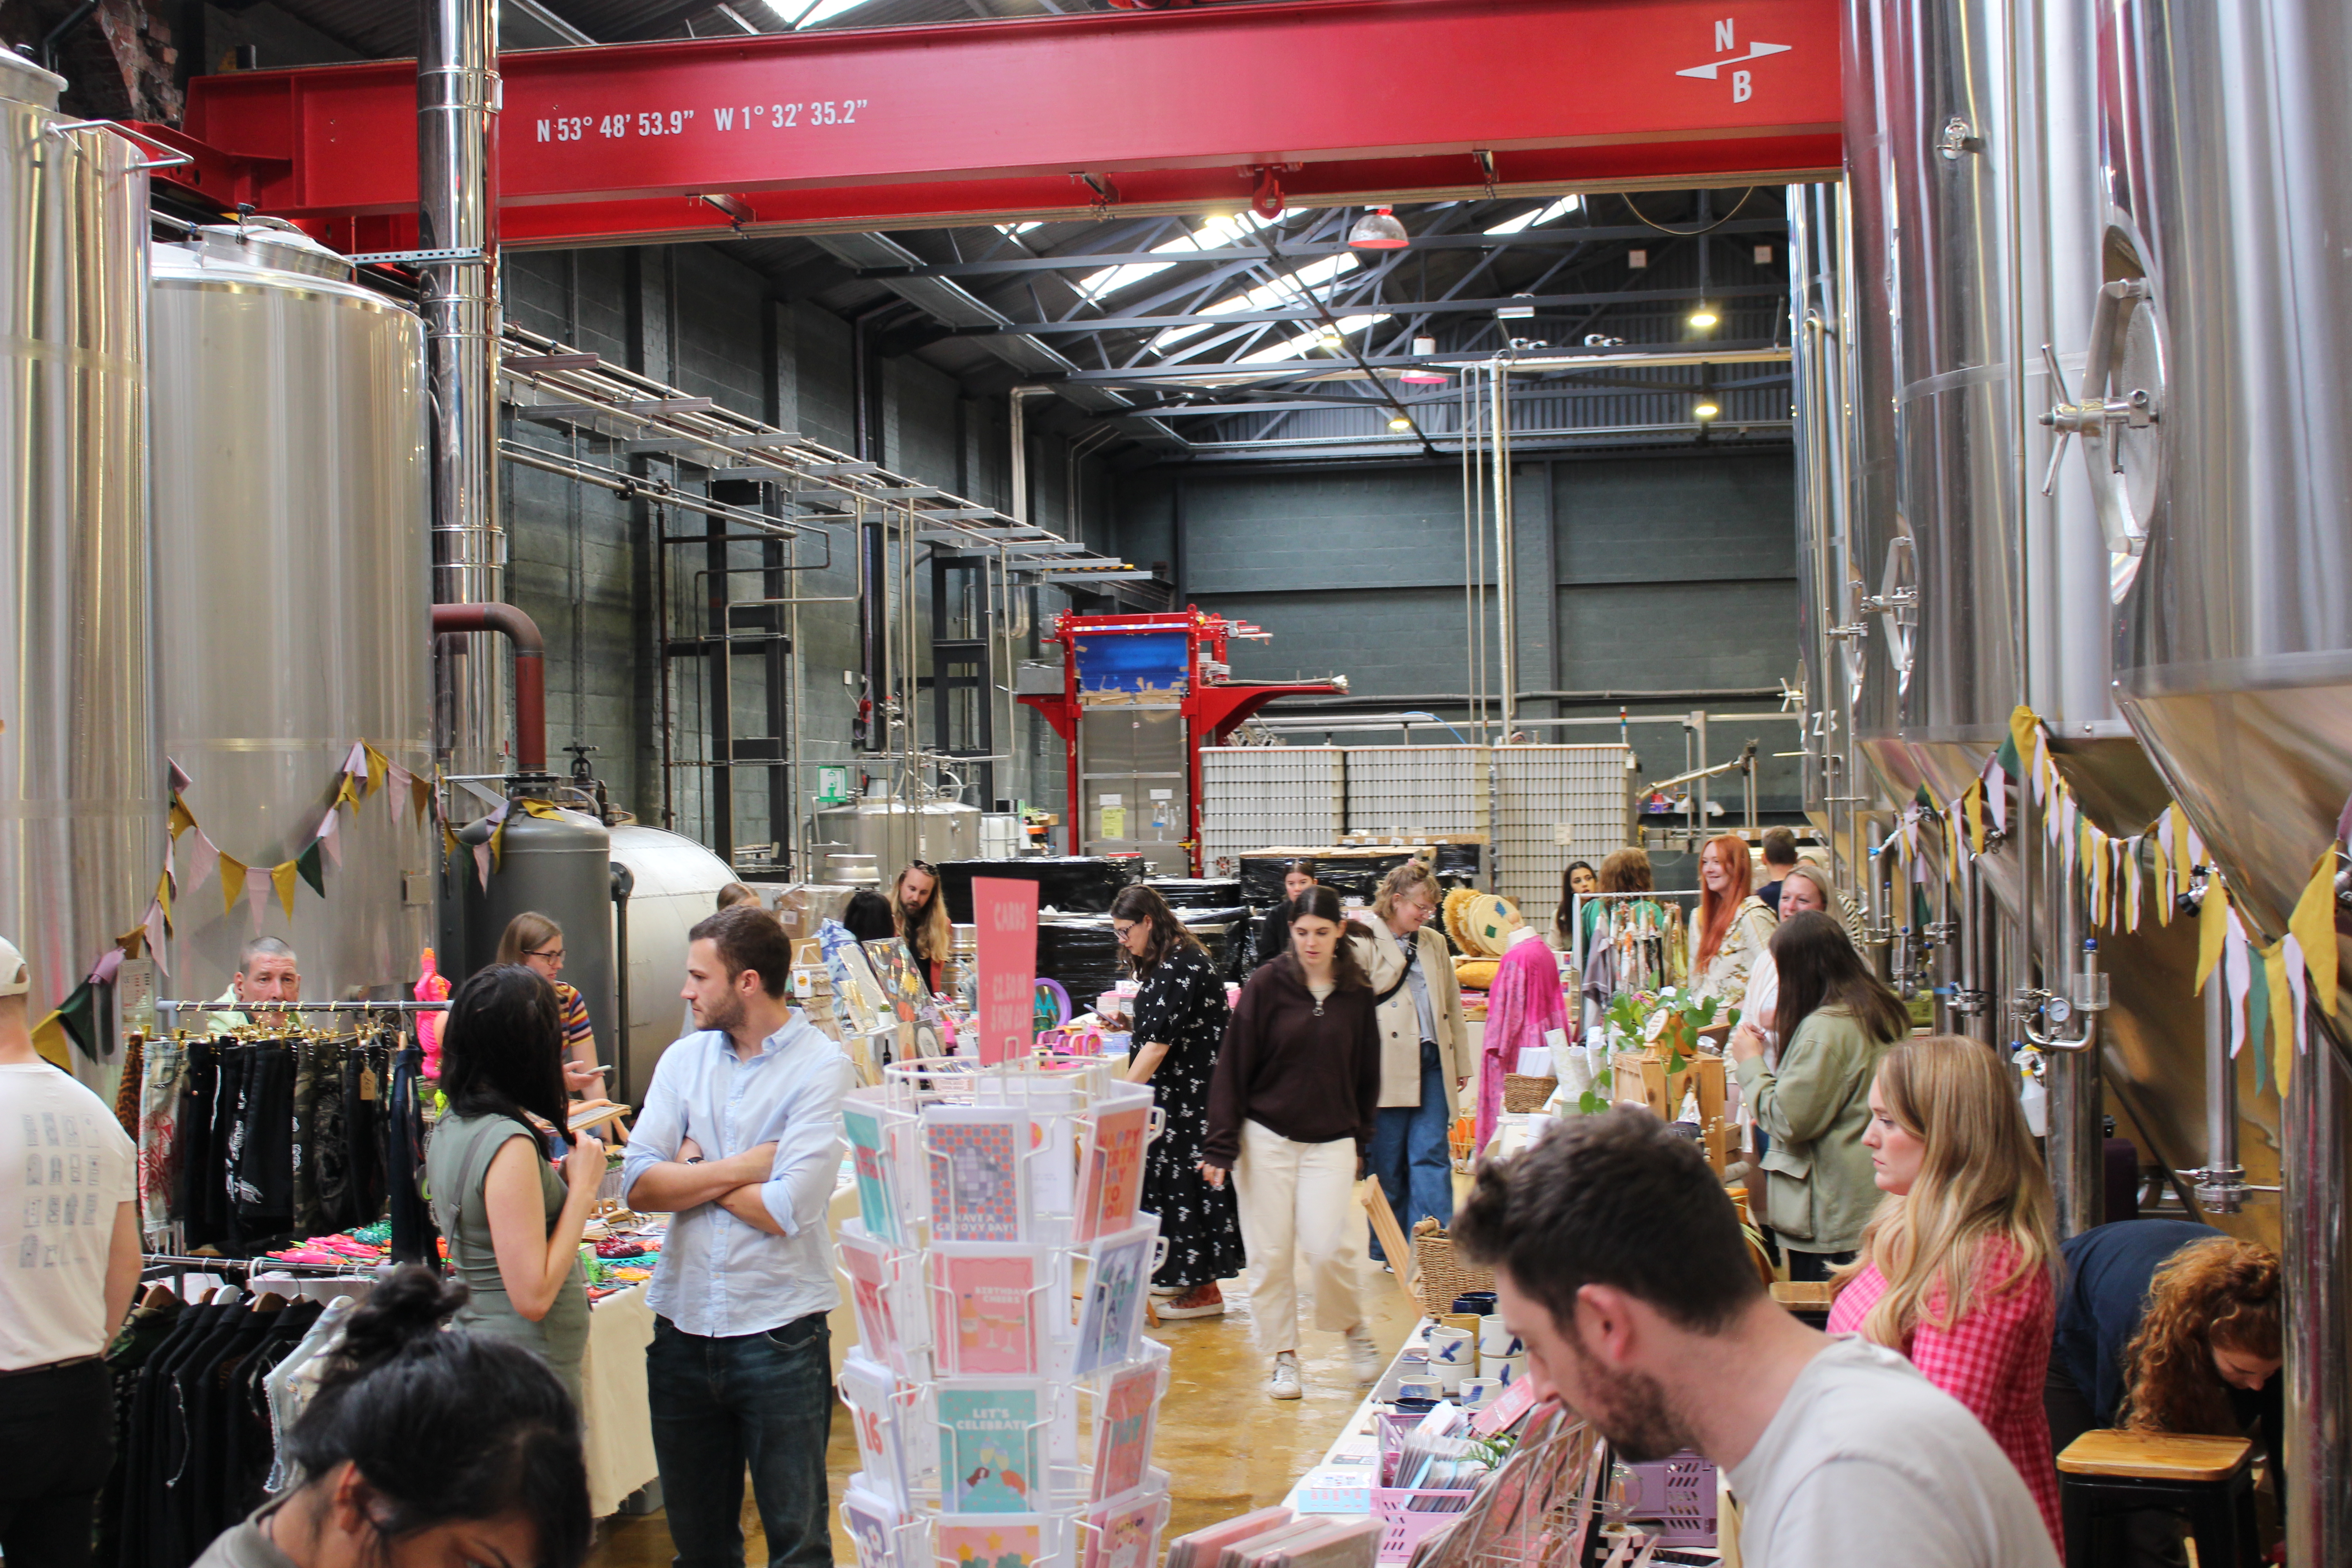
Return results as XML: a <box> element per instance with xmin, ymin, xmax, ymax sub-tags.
<box><xmin>623</xmin><ymin>905</ymin><xmax>855</xmax><ymax>1568</ymax></box>
<box><xmin>1453</xmin><ymin>1110</ymin><xmax>2057</xmax><ymax>1568</ymax></box>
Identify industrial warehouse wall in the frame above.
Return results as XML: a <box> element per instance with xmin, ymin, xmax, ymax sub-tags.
<box><xmin>1109</xmin><ymin>451</ymin><xmax>1804</xmax><ymax>815</ymax></box>
<box><xmin>500</xmin><ymin>245</ymin><xmax>1098</xmax><ymax>861</ymax></box>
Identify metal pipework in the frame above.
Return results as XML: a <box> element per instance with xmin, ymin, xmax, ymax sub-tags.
<box><xmin>419</xmin><ymin>0</ymin><xmax>504</xmax><ymax>777</ymax></box>
<box><xmin>2282</xmin><ymin>1004</ymin><xmax>2352</xmax><ymax>1563</ymax></box>
<box><xmin>431</xmin><ymin>603</ymin><xmax>545</xmax><ymax>772</ymax></box>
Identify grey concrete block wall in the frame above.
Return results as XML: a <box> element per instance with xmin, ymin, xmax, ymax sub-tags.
<box><xmin>1108</xmin><ymin>449</ymin><xmax>1807</xmax><ymax>813</ymax></box>
<box><xmin>495</xmin><ymin>243</ymin><xmax>1096</xmax><ymax>869</ymax></box>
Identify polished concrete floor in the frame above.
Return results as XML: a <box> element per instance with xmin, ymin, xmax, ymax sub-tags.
<box><xmin>589</xmin><ymin>1259</ymin><xmax>1425</xmax><ymax>1567</ymax></box>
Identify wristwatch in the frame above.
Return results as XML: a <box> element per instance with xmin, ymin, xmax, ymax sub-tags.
<box><xmin>685</xmin><ymin>1156</ymin><xmax>705</xmax><ymax>1166</ymax></box>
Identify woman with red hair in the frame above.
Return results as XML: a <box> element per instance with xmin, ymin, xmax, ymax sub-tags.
<box><xmin>1689</xmin><ymin>833</ymin><xmax>1777</xmax><ymax>1006</ymax></box>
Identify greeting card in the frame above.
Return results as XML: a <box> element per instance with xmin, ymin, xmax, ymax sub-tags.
<box><xmin>931</xmin><ymin>1245</ymin><xmax>1043</xmax><ymax>1377</ymax></box>
<box><xmin>1088</xmin><ymin>1359</ymin><xmax>1161</xmax><ymax>1503</ymax></box>
<box><xmin>1073</xmin><ymin>1223</ymin><xmax>1156</xmax><ymax>1377</ymax></box>
<box><xmin>1071</xmin><ymin>1105</ymin><xmax>1150</xmax><ymax>1244</ymax></box>
<box><xmin>937</xmin><ymin>1382</ymin><xmax>1045</xmax><ymax>1514</ymax></box>
<box><xmin>924</xmin><ymin>1105</ymin><xmax>1029</xmax><ymax>1242</ymax></box>
<box><xmin>846</xmin><ymin>1103</ymin><xmax>906</xmax><ymax>1247</ymax></box>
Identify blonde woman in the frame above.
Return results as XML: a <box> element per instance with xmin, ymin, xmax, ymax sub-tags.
<box><xmin>1827</xmin><ymin>1038</ymin><xmax>2062</xmax><ymax>1549</ymax></box>
<box><xmin>1348</xmin><ymin>862</ymin><xmax>1466</xmax><ymax>1246</ymax></box>
<box><xmin>497</xmin><ymin>912</ymin><xmax>601</xmax><ymax>1098</ymax></box>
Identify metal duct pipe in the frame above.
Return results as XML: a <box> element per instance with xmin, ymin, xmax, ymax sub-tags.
<box><xmin>2189</xmin><ymin>969</ymin><xmax>2248</xmax><ymax>1214</ymax></box>
<box><xmin>431</xmin><ymin>603</ymin><xmax>545</xmax><ymax>772</ymax></box>
<box><xmin>418</xmin><ymin>0</ymin><xmax>503</xmax><ymax>777</ymax></box>
<box><xmin>1489</xmin><ymin>357</ymin><xmax>1516</xmax><ymax>742</ymax></box>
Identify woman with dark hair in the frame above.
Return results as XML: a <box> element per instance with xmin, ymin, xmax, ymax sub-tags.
<box><xmin>1110</xmin><ymin>884</ymin><xmax>1245</xmax><ymax>1318</ymax></box>
<box><xmin>1250</xmin><ymin>858</ymin><xmax>1320</xmax><ymax>971</ymax></box>
<box><xmin>1203</xmin><ymin>886</ymin><xmax>1385</xmax><ymax>1400</ymax></box>
<box><xmin>192</xmin><ymin>1265</ymin><xmax>590</xmax><ymax>1568</ymax></box>
<box><xmin>892</xmin><ymin>861</ymin><xmax>952</xmax><ymax>991</ymax></box>
<box><xmin>838</xmin><ymin>888</ymin><xmax>898</xmax><ymax>943</ymax></box>
<box><xmin>1728</xmin><ymin>910</ymin><xmax>1910</xmax><ymax>1280</ymax></box>
<box><xmin>424</xmin><ymin>965</ymin><xmax>604</xmax><ymax>1400</ymax></box>
<box><xmin>1553</xmin><ymin>859</ymin><xmax>1599</xmax><ymax>948</ymax></box>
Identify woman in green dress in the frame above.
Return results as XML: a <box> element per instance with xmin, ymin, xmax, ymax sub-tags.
<box><xmin>426</xmin><ymin>965</ymin><xmax>606</xmax><ymax>1402</ymax></box>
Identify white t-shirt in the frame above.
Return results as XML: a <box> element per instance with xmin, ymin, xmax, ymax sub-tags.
<box><xmin>1728</xmin><ymin>1336</ymin><xmax>2060</xmax><ymax>1568</ymax></box>
<box><xmin>3</xmin><ymin>1061</ymin><xmax>138</xmax><ymax>1368</ymax></box>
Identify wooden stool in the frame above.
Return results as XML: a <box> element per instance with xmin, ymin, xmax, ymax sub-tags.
<box><xmin>1769</xmin><ymin>1280</ymin><xmax>1834</xmax><ymax>1330</ymax></box>
<box><xmin>2057</xmin><ymin>1430</ymin><xmax>2258</xmax><ymax>1568</ymax></box>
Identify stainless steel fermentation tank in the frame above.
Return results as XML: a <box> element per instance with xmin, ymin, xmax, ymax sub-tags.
<box><xmin>1828</xmin><ymin>0</ymin><xmax>2237</xmax><ymax>1242</ymax></box>
<box><xmin>609</xmin><ymin>824</ymin><xmax>736</xmax><ymax>1103</ymax></box>
<box><xmin>149</xmin><ymin>221</ymin><xmax>434</xmax><ymax>1003</ymax></box>
<box><xmin>0</xmin><ymin>55</ymin><xmax>161</xmax><ymax>1082</ymax></box>
<box><xmin>2080</xmin><ymin>3</ymin><xmax>2352</xmax><ymax>1556</ymax></box>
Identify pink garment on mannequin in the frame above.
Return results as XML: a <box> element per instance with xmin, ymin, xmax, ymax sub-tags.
<box><xmin>1477</xmin><ymin>936</ymin><xmax>1567</xmax><ymax>1147</ymax></box>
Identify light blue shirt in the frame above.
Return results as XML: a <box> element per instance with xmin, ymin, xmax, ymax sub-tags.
<box><xmin>621</xmin><ymin>1014</ymin><xmax>854</xmax><ymax>1338</ymax></box>
<box><xmin>1397</xmin><ymin>929</ymin><xmax>1438</xmax><ymax>1047</ymax></box>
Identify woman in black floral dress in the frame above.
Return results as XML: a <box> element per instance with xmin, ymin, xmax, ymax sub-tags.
<box><xmin>1110</xmin><ymin>884</ymin><xmax>1248</xmax><ymax>1317</ymax></box>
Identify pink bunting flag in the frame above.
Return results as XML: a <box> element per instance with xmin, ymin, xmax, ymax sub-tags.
<box><xmin>245</xmin><ymin>867</ymin><xmax>270</xmax><ymax>933</ymax></box>
<box><xmin>315</xmin><ymin>808</ymin><xmax>343</xmax><ymax>869</ymax></box>
<box><xmin>144</xmin><ymin>901</ymin><xmax>170</xmax><ymax>976</ymax></box>
<box><xmin>181</xmin><ymin>828</ymin><xmax>220</xmax><ymax>901</ymax></box>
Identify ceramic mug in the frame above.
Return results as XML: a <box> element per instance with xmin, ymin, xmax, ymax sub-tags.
<box><xmin>1426</xmin><ymin>1327</ymin><xmax>1475</xmax><ymax>1391</ymax></box>
<box><xmin>1486</xmin><ymin>1352</ymin><xmax>1527</xmax><ymax>1387</ymax></box>
<box><xmin>1396</xmin><ymin>1375</ymin><xmax>1444</xmax><ymax>1402</ymax></box>
<box><xmin>1458</xmin><ymin>1377</ymin><xmax>1501</xmax><ymax>1411</ymax></box>
<box><xmin>1478</xmin><ymin>1315</ymin><xmax>1521</xmax><ymax>1358</ymax></box>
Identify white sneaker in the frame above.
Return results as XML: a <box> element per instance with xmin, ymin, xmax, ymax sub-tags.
<box><xmin>1267</xmin><ymin>1351</ymin><xmax>1303</xmax><ymax>1400</ymax></box>
<box><xmin>1344</xmin><ymin>1324</ymin><xmax>1384</xmax><ymax>1383</ymax></box>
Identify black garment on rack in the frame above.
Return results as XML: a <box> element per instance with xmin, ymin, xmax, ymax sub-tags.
<box><xmin>341</xmin><ymin>1040</ymin><xmax>386</xmax><ymax>1230</ymax></box>
<box><xmin>173</xmin><ymin>1045</ymin><xmax>227</xmax><ymax>1250</ymax></box>
<box><xmin>117</xmin><ymin>1298</ymin><xmax>227</xmax><ymax>1568</ymax></box>
<box><xmin>226</xmin><ymin>1043</ymin><xmax>295</xmax><ymax>1248</ymax></box>
<box><xmin>383</xmin><ymin>1043</ymin><xmax>437</xmax><ymax>1267</ymax></box>
<box><xmin>304</xmin><ymin>1044</ymin><xmax>350</xmax><ymax>1233</ymax></box>
<box><xmin>94</xmin><ymin>1293</ymin><xmax>183</xmax><ymax>1568</ymax></box>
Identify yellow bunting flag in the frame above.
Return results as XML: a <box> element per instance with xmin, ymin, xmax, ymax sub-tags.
<box><xmin>167</xmin><ymin>799</ymin><xmax>196</xmax><ymax>840</ymax></box>
<box><xmin>2264</xmin><ymin>941</ymin><xmax>2297</xmax><ymax>1091</ymax></box>
<box><xmin>270</xmin><ymin>860</ymin><xmax>300</xmax><ymax>920</ymax></box>
<box><xmin>2290</xmin><ymin>851</ymin><xmax>2341</xmax><ymax>1020</ymax></box>
<box><xmin>218</xmin><ymin>855</ymin><xmax>246</xmax><ymax>919</ymax></box>
<box><xmin>414</xmin><ymin>773</ymin><xmax>437</xmax><ymax>823</ymax></box>
<box><xmin>363</xmin><ymin>743</ymin><xmax>390</xmax><ymax>799</ymax></box>
<box><xmin>1965</xmin><ymin>784</ymin><xmax>1986</xmax><ymax>856</ymax></box>
<box><xmin>29</xmin><ymin>1010</ymin><xmax>72</xmax><ymax>1069</ymax></box>
<box><xmin>2197</xmin><ymin>876</ymin><xmax>2230</xmax><ymax>994</ymax></box>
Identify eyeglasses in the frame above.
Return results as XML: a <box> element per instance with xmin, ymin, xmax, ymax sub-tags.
<box><xmin>525</xmin><ymin>946</ymin><xmax>566</xmax><ymax>964</ymax></box>
<box><xmin>1112</xmin><ymin>922</ymin><xmax>1140</xmax><ymax>940</ymax></box>
<box><xmin>908</xmin><ymin>860</ymin><xmax>936</xmax><ymax>875</ymax></box>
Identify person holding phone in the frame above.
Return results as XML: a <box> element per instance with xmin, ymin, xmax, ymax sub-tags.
<box><xmin>425</xmin><ymin>965</ymin><xmax>606</xmax><ymax>1401</ymax></box>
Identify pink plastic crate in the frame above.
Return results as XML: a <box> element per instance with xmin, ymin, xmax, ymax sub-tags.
<box><xmin>1370</xmin><ymin>1486</ymin><xmax>1474</xmax><ymax>1562</ymax></box>
<box><xmin>1615</xmin><ymin>1450</ymin><xmax>1717</xmax><ymax>1548</ymax></box>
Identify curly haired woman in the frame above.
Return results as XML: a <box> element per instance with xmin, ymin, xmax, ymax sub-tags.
<box><xmin>2048</xmin><ymin>1220</ymin><xmax>2283</xmax><ymax>1506</ymax></box>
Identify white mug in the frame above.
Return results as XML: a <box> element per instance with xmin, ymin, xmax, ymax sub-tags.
<box><xmin>1486</xmin><ymin>1352</ymin><xmax>1528</xmax><ymax>1387</ymax></box>
<box><xmin>1396</xmin><ymin>1375</ymin><xmax>1443</xmax><ymax>1402</ymax></box>
<box><xmin>1477</xmin><ymin>1315</ymin><xmax>1521</xmax><ymax>1358</ymax></box>
<box><xmin>1425</xmin><ymin>1327</ymin><xmax>1475</xmax><ymax>1367</ymax></box>
<box><xmin>1458</xmin><ymin>1377</ymin><xmax>1501</xmax><ymax>1411</ymax></box>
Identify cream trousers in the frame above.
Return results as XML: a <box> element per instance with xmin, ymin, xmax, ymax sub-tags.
<box><xmin>1232</xmin><ymin>1118</ymin><xmax>1364</xmax><ymax>1357</ymax></box>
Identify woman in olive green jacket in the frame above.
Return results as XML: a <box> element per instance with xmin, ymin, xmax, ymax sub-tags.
<box><xmin>1729</xmin><ymin>910</ymin><xmax>1911</xmax><ymax>1281</ymax></box>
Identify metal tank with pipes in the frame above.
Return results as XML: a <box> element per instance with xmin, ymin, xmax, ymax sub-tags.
<box><xmin>2065</xmin><ymin>3</ymin><xmax>2352</xmax><ymax>1556</ymax></box>
<box><xmin>1830</xmin><ymin>0</ymin><xmax>2239</xmax><ymax>1241</ymax></box>
<box><xmin>608</xmin><ymin>825</ymin><xmax>737</xmax><ymax>1103</ymax></box>
<box><xmin>149</xmin><ymin>220</ymin><xmax>434</xmax><ymax>1002</ymax></box>
<box><xmin>456</xmin><ymin>804</ymin><xmax>617</xmax><ymax>1071</ymax></box>
<box><xmin>0</xmin><ymin>55</ymin><xmax>161</xmax><ymax>1078</ymax></box>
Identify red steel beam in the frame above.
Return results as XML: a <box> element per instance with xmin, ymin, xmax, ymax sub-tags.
<box><xmin>161</xmin><ymin>0</ymin><xmax>1838</xmax><ymax>250</ymax></box>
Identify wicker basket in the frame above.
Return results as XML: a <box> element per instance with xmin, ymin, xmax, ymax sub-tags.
<box><xmin>1501</xmin><ymin>1073</ymin><xmax>1554</xmax><ymax>1114</ymax></box>
<box><xmin>1411</xmin><ymin>1225</ymin><xmax>1496</xmax><ymax>1318</ymax></box>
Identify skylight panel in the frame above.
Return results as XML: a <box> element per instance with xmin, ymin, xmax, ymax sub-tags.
<box><xmin>1484</xmin><ymin>195</ymin><xmax>1584</xmax><ymax>236</ymax></box>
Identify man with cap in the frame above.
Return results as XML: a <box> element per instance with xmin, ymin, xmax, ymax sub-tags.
<box><xmin>205</xmin><ymin>935</ymin><xmax>300</xmax><ymax>1033</ymax></box>
<box><xmin>0</xmin><ymin>934</ymin><xmax>143</xmax><ymax>1567</ymax></box>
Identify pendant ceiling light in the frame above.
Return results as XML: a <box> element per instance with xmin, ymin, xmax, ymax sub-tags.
<box><xmin>1694</xmin><ymin>393</ymin><xmax>1721</xmax><ymax>420</ymax></box>
<box><xmin>1348</xmin><ymin>206</ymin><xmax>1410</xmax><ymax>249</ymax></box>
<box><xmin>1688</xmin><ymin>304</ymin><xmax>1720</xmax><ymax>329</ymax></box>
<box><xmin>1400</xmin><ymin>334</ymin><xmax>1449</xmax><ymax>384</ymax></box>
<box><xmin>1388</xmin><ymin>415</ymin><xmax>1414</xmax><ymax>431</ymax></box>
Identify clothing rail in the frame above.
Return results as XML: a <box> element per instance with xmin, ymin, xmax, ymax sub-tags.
<box><xmin>153</xmin><ymin>1000</ymin><xmax>450</xmax><ymax>1012</ymax></box>
<box><xmin>141</xmin><ymin>1252</ymin><xmax>384</xmax><ymax>1279</ymax></box>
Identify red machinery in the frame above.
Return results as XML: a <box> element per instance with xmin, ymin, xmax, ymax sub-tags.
<box><xmin>1019</xmin><ymin>608</ymin><xmax>1344</xmax><ymax>872</ymax></box>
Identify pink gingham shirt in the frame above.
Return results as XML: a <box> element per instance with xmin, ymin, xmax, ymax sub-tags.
<box><xmin>1828</xmin><ymin>1235</ymin><xmax>2064</xmax><ymax>1551</ymax></box>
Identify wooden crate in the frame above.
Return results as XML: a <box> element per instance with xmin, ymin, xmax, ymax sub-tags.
<box><xmin>1612</xmin><ymin>1049</ymin><xmax>1733</xmax><ymax>1172</ymax></box>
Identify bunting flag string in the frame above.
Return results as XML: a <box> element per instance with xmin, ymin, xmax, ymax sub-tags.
<box><xmin>1862</xmin><ymin>702</ymin><xmax>2347</xmax><ymax>1097</ymax></box>
<box><xmin>27</xmin><ymin>741</ymin><xmax>439</xmax><ymax>1064</ymax></box>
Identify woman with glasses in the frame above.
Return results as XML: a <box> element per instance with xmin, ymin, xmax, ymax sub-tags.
<box><xmin>892</xmin><ymin>860</ymin><xmax>952</xmax><ymax>993</ymax></box>
<box><xmin>1109</xmin><ymin>884</ymin><xmax>1245</xmax><ymax>1319</ymax></box>
<box><xmin>1348</xmin><ymin>861</ymin><xmax>1465</xmax><ymax>1248</ymax></box>
<box><xmin>498</xmin><ymin>912</ymin><xmax>601</xmax><ymax>1099</ymax></box>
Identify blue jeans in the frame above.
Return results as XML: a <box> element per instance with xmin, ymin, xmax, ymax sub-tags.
<box><xmin>647</xmin><ymin>1312</ymin><xmax>834</xmax><ymax>1568</ymax></box>
<box><xmin>1368</xmin><ymin>1040</ymin><xmax>1455</xmax><ymax>1260</ymax></box>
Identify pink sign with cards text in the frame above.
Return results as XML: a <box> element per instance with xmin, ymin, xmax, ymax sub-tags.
<box><xmin>973</xmin><ymin>877</ymin><xmax>1039</xmax><ymax>1066</ymax></box>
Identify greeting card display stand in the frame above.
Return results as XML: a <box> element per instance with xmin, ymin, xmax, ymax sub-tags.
<box><xmin>839</xmin><ymin>1054</ymin><xmax>1175</xmax><ymax>1568</ymax></box>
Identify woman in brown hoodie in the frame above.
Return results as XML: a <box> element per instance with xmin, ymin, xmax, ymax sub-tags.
<box><xmin>1202</xmin><ymin>886</ymin><xmax>1386</xmax><ymax>1400</ymax></box>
